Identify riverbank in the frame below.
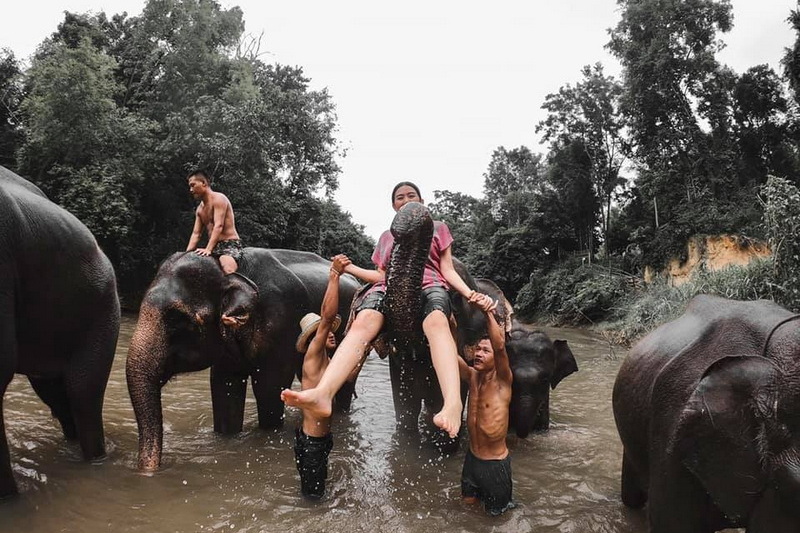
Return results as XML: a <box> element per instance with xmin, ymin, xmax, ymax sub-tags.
<box><xmin>523</xmin><ymin>257</ymin><xmax>779</xmax><ymax>348</ymax></box>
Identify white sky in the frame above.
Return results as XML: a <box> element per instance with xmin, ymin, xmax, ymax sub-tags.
<box><xmin>1</xmin><ymin>0</ymin><xmax>796</xmax><ymax>240</ymax></box>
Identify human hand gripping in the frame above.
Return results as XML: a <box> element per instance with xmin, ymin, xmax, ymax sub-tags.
<box><xmin>330</xmin><ymin>254</ymin><xmax>351</xmax><ymax>275</ymax></box>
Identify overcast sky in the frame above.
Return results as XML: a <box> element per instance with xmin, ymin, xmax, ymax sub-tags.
<box><xmin>2</xmin><ymin>0</ymin><xmax>797</xmax><ymax>239</ymax></box>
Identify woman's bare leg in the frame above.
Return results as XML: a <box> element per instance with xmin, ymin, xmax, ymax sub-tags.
<box><xmin>282</xmin><ymin>309</ymin><xmax>383</xmax><ymax>419</ymax></box>
<box><xmin>423</xmin><ymin>310</ymin><xmax>463</xmax><ymax>438</ymax></box>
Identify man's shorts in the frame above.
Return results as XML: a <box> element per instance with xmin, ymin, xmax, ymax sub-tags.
<box><xmin>211</xmin><ymin>239</ymin><xmax>244</xmax><ymax>263</ymax></box>
<box><xmin>355</xmin><ymin>286</ymin><xmax>452</xmax><ymax>318</ymax></box>
<box><xmin>461</xmin><ymin>449</ymin><xmax>516</xmax><ymax>516</ymax></box>
<box><xmin>294</xmin><ymin>428</ymin><xmax>334</xmax><ymax>499</ymax></box>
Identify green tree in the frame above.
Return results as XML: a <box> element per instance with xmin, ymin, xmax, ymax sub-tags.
<box><xmin>537</xmin><ymin>63</ymin><xmax>628</xmax><ymax>248</ymax></box>
<box><xmin>782</xmin><ymin>8</ymin><xmax>800</xmax><ymax>106</ymax></box>
<box><xmin>0</xmin><ymin>49</ymin><xmax>23</xmax><ymax>169</ymax></box>
<box><xmin>482</xmin><ymin>146</ymin><xmax>543</xmax><ymax>226</ymax></box>
<box><xmin>608</xmin><ymin>0</ymin><xmax>735</xmax><ymax>267</ymax></box>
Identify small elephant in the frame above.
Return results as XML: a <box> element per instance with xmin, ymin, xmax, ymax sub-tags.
<box><xmin>126</xmin><ymin>249</ymin><xmax>360</xmax><ymax>472</ymax></box>
<box><xmin>613</xmin><ymin>294</ymin><xmax>800</xmax><ymax>532</ymax></box>
<box><xmin>469</xmin><ymin>278</ymin><xmax>578</xmax><ymax>437</ymax></box>
<box><xmin>0</xmin><ymin>166</ymin><xmax>120</xmax><ymax>498</ymax></box>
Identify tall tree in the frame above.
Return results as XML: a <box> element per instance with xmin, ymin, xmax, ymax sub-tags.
<box><xmin>537</xmin><ymin>63</ymin><xmax>628</xmax><ymax>249</ymax></box>
<box><xmin>482</xmin><ymin>146</ymin><xmax>543</xmax><ymax>227</ymax></box>
<box><xmin>607</xmin><ymin>0</ymin><xmax>734</xmax><ymax>266</ymax></box>
<box><xmin>783</xmin><ymin>8</ymin><xmax>800</xmax><ymax>106</ymax></box>
<box><xmin>0</xmin><ymin>49</ymin><xmax>23</xmax><ymax>169</ymax></box>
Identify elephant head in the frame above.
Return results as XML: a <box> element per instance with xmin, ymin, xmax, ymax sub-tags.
<box><xmin>506</xmin><ymin>328</ymin><xmax>577</xmax><ymax>438</ymax></box>
<box><xmin>674</xmin><ymin>353</ymin><xmax>800</xmax><ymax>529</ymax></box>
<box><xmin>126</xmin><ymin>252</ymin><xmax>257</xmax><ymax>472</ymax></box>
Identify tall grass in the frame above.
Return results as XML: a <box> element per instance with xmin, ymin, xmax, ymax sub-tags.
<box><xmin>599</xmin><ymin>257</ymin><xmax>776</xmax><ymax>346</ymax></box>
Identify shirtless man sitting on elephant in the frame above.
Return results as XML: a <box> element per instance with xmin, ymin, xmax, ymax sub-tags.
<box><xmin>458</xmin><ymin>298</ymin><xmax>516</xmax><ymax>516</ymax></box>
<box><xmin>186</xmin><ymin>169</ymin><xmax>243</xmax><ymax>275</ymax></box>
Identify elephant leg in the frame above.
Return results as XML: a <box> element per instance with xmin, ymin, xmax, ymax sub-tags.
<box><xmin>647</xmin><ymin>463</ymin><xmax>712</xmax><ymax>533</ymax></box>
<box><xmin>252</xmin><ymin>361</ymin><xmax>293</xmax><ymax>430</ymax></box>
<box><xmin>620</xmin><ymin>452</ymin><xmax>647</xmax><ymax>508</ymax></box>
<box><xmin>63</xmin><ymin>324</ymin><xmax>117</xmax><ymax>460</ymax></box>
<box><xmin>532</xmin><ymin>394</ymin><xmax>550</xmax><ymax>431</ymax></box>
<box><xmin>747</xmin><ymin>487</ymin><xmax>799</xmax><ymax>533</ymax></box>
<box><xmin>0</xmin><ymin>372</ymin><xmax>15</xmax><ymax>498</ymax></box>
<box><xmin>28</xmin><ymin>376</ymin><xmax>76</xmax><ymax>440</ymax></box>
<box><xmin>389</xmin><ymin>356</ymin><xmax>421</xmax><ymax>432</ymax></box>
<box><xmin>0</xmin><ymin>292</ymin><xmax>19</xmax><ymax>497</ymax></box>
<box><xmin>210</xmin><ymin>367</ymin><xmax>246</xmax><ymax>434</ymax></box>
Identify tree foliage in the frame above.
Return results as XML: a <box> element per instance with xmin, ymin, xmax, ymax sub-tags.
<box><xmin>9</xmin><ymin>0</ymin><xmax>370</xmax><ymax>302</ymax></box>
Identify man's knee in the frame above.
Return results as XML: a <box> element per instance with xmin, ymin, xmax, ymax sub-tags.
<box><xmin>219</xmin><ymin>255</ymin><xmax>238</xmax><ymax>274</ymax></box>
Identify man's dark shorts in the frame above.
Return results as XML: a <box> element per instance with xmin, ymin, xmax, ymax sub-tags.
<box><xmin>355</xmin><ymin>286</ymin><xmax>452</xmax><ymax>318</ymax></box>
<box><xmin>461</xmin><ymin>449</ymin><xmax>516</xmax><ymax>516</ymax></box>
<box><xmin>211</xmin><ymin>239</ymin><xmax>244</xmax><ymax>263</ymax></box>
<box><xmin>294</xmin><ymin>428</ymin><xmax>334</xmax><ymax>499</ymax></box>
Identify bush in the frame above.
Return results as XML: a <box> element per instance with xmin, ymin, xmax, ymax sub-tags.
<box><xmin>515</xmin><ymin>261</ymin><xmax>627</xmax><ymax>324</ymax></box>
<box><xmin>761</xmin><ymin>176</ymin><xmax>800</xmax><ymax>311</ymax></box>
<box><xmin>601</xmin><ymin>257</ymin><xmax>777</xmax><ymax>345</ymax></box>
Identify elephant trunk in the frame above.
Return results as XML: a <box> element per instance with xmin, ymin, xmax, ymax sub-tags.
<box><xmin>125</xmin><ymin>305</ymin><xmax>167</xmax><ymax>472</ymax></box>
<box><xmin>511</xmin><ymin>393</ymin><xmax>541</xmax><ymax>438</ymax></box>
<box><xmin>383</xmin><ymin>202</ymin><xmax>434</xmax><ymax>345</ymax></box>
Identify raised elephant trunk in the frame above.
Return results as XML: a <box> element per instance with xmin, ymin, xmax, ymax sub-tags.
<box><xmin>126</xmin><ymin>305</ymin><xmax>167</xmax><ymax>472</ymax></box>
<box><xmin>383</xmin><ymin>202</ymin><xmax>434</xmax><ymax>346</ymax></box>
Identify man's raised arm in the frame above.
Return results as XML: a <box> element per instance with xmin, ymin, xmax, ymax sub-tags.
<box><xmin>484</xmin><ymin>302</ymin><xmax>512</xmax><ymax>384</ymax></box>
<box><xmin>305</xmin><ymin>254</ymin><xmax>351</xmax><ymax>357</ymax></box>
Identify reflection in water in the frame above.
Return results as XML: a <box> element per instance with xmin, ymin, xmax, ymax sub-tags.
<box><xmin>2</xmin><ymin>318</ymin><xmax>661</xmax><ymax>532</ymax></box>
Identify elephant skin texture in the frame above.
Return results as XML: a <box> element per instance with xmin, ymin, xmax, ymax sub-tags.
<box><xmin>613</xmin><ymin>294</ymin><xmax>800</xmax><ymax>532</ymax></box>
<box><xmin>0</xmin><ymin>166</ymin><xmax>120</xmax><ymax>498</ymax></box>
<box><xmin>126</xmin><ymin>248</ymin><xmax>360</xmax><ymax>472</ymax></box>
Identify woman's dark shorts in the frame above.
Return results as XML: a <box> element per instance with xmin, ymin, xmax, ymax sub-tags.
<box><xmin>355</xmin><ymin>286</ymin><xmax>452</xmax><ymax>318</ymax></box>
<box><xmin>461</xmin><ymin>449</ymin><xmax>516</xmax><ymax>516</ymax></box>
<box><xmin>211</xmin><ymin>239</ymin><xmax>244</xmax><ymax>263</ymax></box>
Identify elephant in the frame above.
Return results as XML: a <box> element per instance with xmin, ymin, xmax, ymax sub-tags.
<box><xmin>373</xmin><ymin>202</ymin><xmax>577</xmax><ymax>444</ymax></box>
<box><xmin>126</xmin><ymin>248</ymin><xmax>361</xmax><ymax>472</ymax></box>
<box><xmin>613</xmin><ymin>294</ymin><xmax>800</xmax><ymax>532</ymax></box>
<box><xmin>0</xmin><ymin>165</ymin><xmax>120</xmax><ymax>498</ymax></box>
<box><xmin>471</xmin><ymin>278</ymin><xmax>578</xmax><ymax>438</ymax></box>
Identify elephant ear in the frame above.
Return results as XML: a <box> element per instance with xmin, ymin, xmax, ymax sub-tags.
<box><xmin>551</xmin><ymin>340</ymin><xmax>578</xmax><ymax>389</ymax></box>
<box><xmin>674</xmin><ymin>355</ymin><xmax>776</xmax><ymax>520</ymax></box>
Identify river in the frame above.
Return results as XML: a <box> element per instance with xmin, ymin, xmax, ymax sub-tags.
<box><xmin>0</xmin><ymin>315</ymin><xmax>739</xmax><ymax>532</ymax></box>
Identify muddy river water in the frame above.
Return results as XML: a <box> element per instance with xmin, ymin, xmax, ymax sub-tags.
<box><xmin>1</xmin><ymin>316</ymin><xmax>741</xmax><ymax>532</ymax></box>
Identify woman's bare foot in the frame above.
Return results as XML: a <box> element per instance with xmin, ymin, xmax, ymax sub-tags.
<box><xmin>280</xmin><ymin>388</ymin><xmax>333</xmax><ymax>420</ymax></box>
<box><xmin>433</xmin><ymin>402</ymin><xmax>462</xmax><ymax>438</ymax></box>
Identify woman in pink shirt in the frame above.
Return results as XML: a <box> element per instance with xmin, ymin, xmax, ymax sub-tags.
<box><xmin>283</xmin><ymin>182</ymin><xmax>489</xmax><ymax>438</ymax></box>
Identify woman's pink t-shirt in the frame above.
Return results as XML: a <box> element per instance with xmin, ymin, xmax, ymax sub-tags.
<box><xmin>369</xmin><ymin>220</ymin><xmax>454</xmax><ymax>292</ymax></box>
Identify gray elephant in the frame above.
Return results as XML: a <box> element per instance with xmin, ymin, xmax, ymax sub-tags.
<box><xmin>613</xmin><ymin>294</ymin><xmax>800</xmax><ymax>532</ymax></box>
<box><xmin>375</xmin><ymin>203</ymin><xmax>577</xmax><ymax>443</ymax></box>
<box><xmin>0</xmin><ymin>166</ymin><xmax>120</xmax><ymax>498</ymax></box>
<box><xmin>126</xmin><ymin>249</ymin><xmax>360</xmax><ymax>472</ymax></box>
<box><xmin>471</xmin><ymin>278</ymin><xmax>577</xmax><ymax>437</ymax></box>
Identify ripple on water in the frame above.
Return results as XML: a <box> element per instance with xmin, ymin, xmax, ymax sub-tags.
<box><xmin>1</xmin><ymin>319</ymin><xmax>666</xmax><ymax>532</ymax></box>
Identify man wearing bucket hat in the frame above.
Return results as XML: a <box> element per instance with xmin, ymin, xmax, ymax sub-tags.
<box><xmin>293</xmin><ymin>253</ymin><xmax>350</xmax><ymax>499</ymax></box>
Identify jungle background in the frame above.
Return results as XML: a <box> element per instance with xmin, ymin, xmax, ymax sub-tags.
<box><xmin>3</xmin><ymin>0</ymin><xmax>800</xmax><ymax>344</ymax></box>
